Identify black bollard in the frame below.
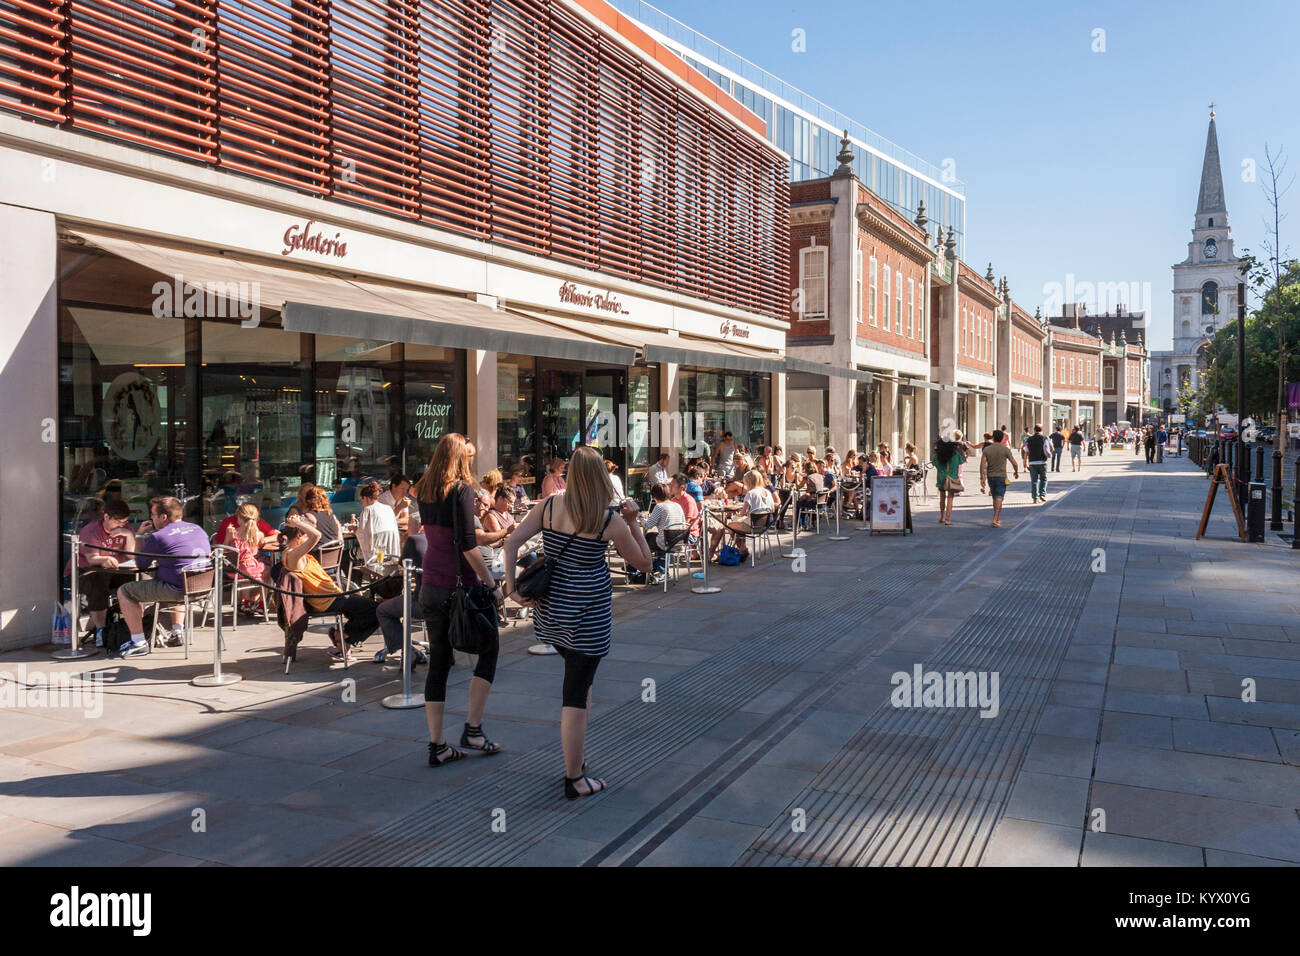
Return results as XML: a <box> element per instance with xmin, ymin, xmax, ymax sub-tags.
<box><xmin>1255</xmin><ymin>445</ymin><xmax>1265</xmax><ymax>482</ymax></box>
<box><xmin>1294</xmin><ymin>456</ymin><xmax>1300</xmax><ymax>550</ymax></box>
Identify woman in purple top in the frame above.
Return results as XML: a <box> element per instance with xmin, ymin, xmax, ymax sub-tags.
<box><xmin>412</xmin><ymin>433</ymin><xmax>506</xmax><ymax>767</ymax></box>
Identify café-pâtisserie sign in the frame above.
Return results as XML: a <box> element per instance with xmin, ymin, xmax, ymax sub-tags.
<box><xmin>558</xmin><ymin>281</ymin><xmax>629</xmax><ymax>315</ymax></box>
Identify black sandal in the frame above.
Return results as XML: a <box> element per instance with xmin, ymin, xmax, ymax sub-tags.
<box><xmin>460</xmin><ymin>723</ymin><xmax>501</xmax><ymax>754</ymax></box>
<box><xmin>428</xmin><ymin>741</ymin><xmax>465</xmax><ymax>767</ymax></box>
<box><xmin>564</xmin><ymin>773</ymin><xmax>607</xmax><ymax>800</ymax></box>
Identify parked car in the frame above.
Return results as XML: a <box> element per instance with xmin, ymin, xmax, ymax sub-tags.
<box><xmin>1258</xmin><ymin>425</ymin><xmax>1277</xmax><ymax>444</ymax></box>
<box><xmin>1219</xmin><ymin>425</ymin><xmax>1238</xmax><ymax>441</ymax></box>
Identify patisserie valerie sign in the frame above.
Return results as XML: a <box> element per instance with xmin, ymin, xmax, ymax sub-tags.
<box><xmin>557</xmin><ymin>281</ymin><xmax>629</xmax><ymax>316</ymax></box>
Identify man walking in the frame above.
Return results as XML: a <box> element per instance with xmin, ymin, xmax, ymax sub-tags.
<box><xmin>1144</xmin><ymin>426</ymin><xmax>1156</xmax><ymax>464</ymax></box>
<box><xmin>1068</xmin><ymin>426</ymin><xmax>1085</xmax><ymax>472</ymax></box>
<box><xmin>1049</xmin><ymin>425</ymin><xmax>1065</xmax><ymax>472</ymax></box>
<box><xmin>979</xmin><ymin>429</ymin><xmax>1020</xmax><ymax>527</ymax></box>
<box><xmin>1156</xmin><ymin>424</ymin><xmax>1168</xmax><ymax>463</ymax></box>
<box><xmin>1025</xmin><ymin>425</ymin><xmax>1051</xmax><ymax>503</ymax></box>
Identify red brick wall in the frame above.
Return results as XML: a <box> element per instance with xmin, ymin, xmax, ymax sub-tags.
<box><xmin>788</xmin><ymin>217</ymin><xmax>832</xmax><ymax>337</ymax></box>
<box><xmin>955</xmin><ymin>289</ymin><xmax>995</xmax><ymax>375</ymax></box>
<box><xmin>856</xmin><ymin>238</ymin><xmax>927</xmax><ymax>355</ymax></box>
<box><xmin>1053</xmin><ymin>346</ymin><xmax>1101</xmax><ymax>390</ymax></box>
<box><xmin>1011</xmin><ymin>325</ymin><xmax>1042</xmax><ymax>388</ymax></box>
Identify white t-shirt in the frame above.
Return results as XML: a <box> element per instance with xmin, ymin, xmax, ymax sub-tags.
<box><xmin>356</xmin><ymin>501</ymin><xmax>400</xmax><ymax>564</ymax></box>
<box><xmin>744</xmin><ymin>487</ymin><xmax>774</xmax><ymax>515</ymax></box>
<box><xmin>608</xmin><ymin>473</ymin><xmax>625</xmax><ymax>502</ymax></box>
<box><xmin>643</xmin><ymin>500</ymin><xmax>686</xmax><ymax>537</ymax></box>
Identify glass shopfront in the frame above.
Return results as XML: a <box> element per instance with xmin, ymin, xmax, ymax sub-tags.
<box><xmin>855</xmin><ymin>379</ymin><xmax>878</xmax><ymax>452</ymax></box>
<box><xmin>898</xmin><ymin>385</ymin><xmax>917</xmax><ymax>449</ymax></box>
<box><xmin>58</xmin><ymin>244</ymin><xmax>465</xmax><ymax>545</ymax></box>
<box><xmin>786</xmin><ymin>372</ymin><xmax>828</xmax><ymax>455</ymax></box>
<box><xmin>678</xmin><ymin>367</ymin><xmax>770</xmax><ymax>462</ymax></box>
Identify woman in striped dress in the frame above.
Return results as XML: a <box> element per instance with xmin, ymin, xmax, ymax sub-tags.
<box><xmin>504</xmin><ymin>445</ymin><xmax>652</xmax><ymax>799</ymax></box>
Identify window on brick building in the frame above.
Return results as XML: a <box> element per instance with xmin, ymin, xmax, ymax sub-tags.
<box><xmin>883</xmin><ymin>264</ymin><xmax>891</xmax><ymax>331</ymax></box>
<box><xmin>869</xmin><ymin>257</ymin><xmax>877</xmax><ymax>327</ymax></box>
<box><xmin>895</xmin><ymin>271</ymin><xmax>903</xmax><ymax>332</ymax></box>
<box><xmin>798</xmin><ymin>245</ymin><xmax>827</xmax><ymax>320</ymax></box>
<box><xmin>908</xmin><ymin>277</ymin><xmax>915</xmax><ymax>338</ymax></box>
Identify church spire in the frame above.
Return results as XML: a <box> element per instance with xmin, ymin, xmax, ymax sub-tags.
<box><xmin>1196</xmin><ymin>111</ymin><xmax>1227</xmax><ymax>219</ymax></box>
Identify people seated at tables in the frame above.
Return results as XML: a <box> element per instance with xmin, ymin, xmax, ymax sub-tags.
<box><xmin>286</xmin><ymin>480</ymin><xmax>316</xmax><ymax>519</ymax></box>
<box><xmin>67</xmin><ymin>499</ymin><xmax>137</xmax><ymax>646</ymax></box>
<box><xmin>757</xmin><ymin>446</ymin><xmax>777</xmax><ymax>479</ymax></box>
<box><xmin>222</xmin><ymin>503</ymin><xmax>275</xmax><ymax>612</ymax></box>
<box><xmin>684</xmin><ymin>467</ymin><xmax>705</xmax><ymax>504</ymax></box>
<box><xmin>641</xmin><ymin>482</ymin><xmax>688</xmax><ymax>581</ymax></box>
<box><xmin>708</xmin><ymin>470</ymin><xmax>774</xmax><ymax>563</ymax></box>
<box><xmin>473</xmin><ymin>489</ymin><xmax>511</xmax><ymax>565</ymax></box>
<box><xmin>378</xmin><ymin>473</ymin><xmax>413</xmax><ymax>539</ymax></box>
<box><xmin>825</xmin><ymin>445</ymin><xmax>841</xmax><ymax>470</ymax></box>
<box><xmin>541</xmin><ymin>457</ymin><xmax>567</xmax><ymax>498</ymax></box>
<box><xmin>876</xmin><ymin>443</ymin><xmax>894</xmax><ymax>475</ymax></box>
<box><xmin>795</xmin><ymin>461</ymin><xmax>823</xmax><ymax>530</ymax></box>
<box><xmin>863</xmin><ymin>452</ymin><xmax>882</xmax><ymax>478</ymax></box>
<box><xmin>647</xmin><ymin>452</ymin><xmax>671</xmax><ymax>490</ymax></box>
<box><xmin>480</xmin><ymin>468</ymin><xmax>503</xmax><ymax>499</ymax></box>
<box><xmin>280</xmin><ymin>511</ymin><xmax>379</xmax><ymax>663</ymax></box>
<box><xmin>669</xmin><ymin>474</ymin><xmax>700</xmax><ymax>539</ymax></box>
<box><xmin>215</xmin><ymin>505</ymin><xmax>274</xmax><ymax>544</ymax></box>
<box><xmin>356</xmin><ymin>480</ymin><xmax>400</xmax><ymax>566</ymax></box>
<box><xmin>374</xmin><ymin>529</ymin><xmax>429</xmax><ymax>666</ymax></box>
<box><xmin>903</xmin><ymin>443</ymin><xmax>921</xmax><ymax>468</ymax></box>
<box><xmin>605</xmin><ymin>459</ymin><xmax>625</xmax><ymax>501</ymax></box>
<box><xmin>781</xmin><ymin>455</ymin><xmax>800</xmax><ymax>487</ymax></box>
<box><xmin>483</xmin><ymin>487</ymin><xmax>517</xmax><ymax>535</ymax></box>
<box><xmin>505</xmin><ymin>465</ymin><xmax>532</xmax><ymax>508</ymax></box>
<box><xmin>113</xmin><ymin>497</ymin><xmax>211</xmax><ymax>657</ymax></box>
<box><xmin>304</xmin><ymin>486</ymin><xmax>342</xmax><ymax>548</ymax></box>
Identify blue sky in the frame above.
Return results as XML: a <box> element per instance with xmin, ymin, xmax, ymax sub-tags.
<box><xmin>644</xmin><ymin>0</ymin><xmax>1300</xmax><ymax>350</ymax></box>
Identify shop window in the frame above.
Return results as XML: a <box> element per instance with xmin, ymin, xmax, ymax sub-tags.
<box><xmin>799</xmin><ymin>245</ymin><xmax>827</xmax><ymax>320</ymax></box>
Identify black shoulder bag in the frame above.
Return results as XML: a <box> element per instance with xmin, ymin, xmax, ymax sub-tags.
<box><xmin>514</xmin><ymin>496</ymin><xmax>578</xmax><ymax>602</ymax></box>
<box><xmin>446</xmin><ymin>482</ymin><xmax>500</xmax><ymax>655</ymax></box>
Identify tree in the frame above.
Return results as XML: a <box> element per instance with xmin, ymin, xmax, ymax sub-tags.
<box><xmin>1238</xmin><ymin>144</ymin><xmax>1296</xmax><ymax>435</ymax></box>
<box><xmin>1199</xmin><ymin>281</ymin><xmax>1300</xmax><ymax>417</ymax></box>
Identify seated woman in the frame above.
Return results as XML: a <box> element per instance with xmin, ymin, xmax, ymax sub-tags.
<box><xmin>304</xmin><ymin>486</ymin><xmax>342</xmax><ymax>548</ymax></box>
<box><xmin>505</xmin><ymin>464</ymin><xmax>532</xmax><ymax>508</ymax></box>
<box><xmin>709</xmin><ymin>470</ymin><xmax>774</xmax><ymax>563</ymax></box>
<box><xmin>355</xmin><ymin>480</ymin><xmax>400</xmax><ymax>566</ymax></box>
<box><xmin>480</xmin><ymin>468</ymin><xmax>503</xmax><ymax>500</ymax></box>
<box><xmin>280</xmin><ymin>512</ymin><xmax>379</xmax><ymax>663</ymax></box>
<box><xmin>483</xmin><ymin>487</ymin><xmax>517</xmax><ymax>536</ymax></box>
<box><xmin>903</xmin><ymin>443</ymin><xmax>921</xmax><ymax>468</ymax></box>
<box><xmin>540</xmin><ymin>458</ymin><xmax>567</xmax><ymax>499</ymax></box>
<box><xmin>67</xmin><ymin>499</ymin><xmax>138</xmax><ymax>646</ymax></box>
<box><xmin>604</xmin><ymin>460</ymin><xmax>625</xmax><ymax>502</ymax></box>
<box><xmin>222</xmin><ymin>502</ymin><xmax>274</xmax><ymax>612</ymax></box>
<box><xmin>641</xmin><ymin>482</ymin><xmax>687</xmax><ymax>579</ymax></box>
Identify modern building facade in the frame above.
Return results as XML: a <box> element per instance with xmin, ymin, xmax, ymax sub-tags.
<box><xmin>1151</xmin><ymin>113</ymin><xmax>1240</xmax><ymax>416</ymax></box>
<box><xmin>608</xmin><ymin>0</ymin><xmax>968</xmax><ymax>258</ymax></box>
<box><xmin>0</xmin><ymin>0</ymin><xmax>792</xmax><ymax>647</ymax></box>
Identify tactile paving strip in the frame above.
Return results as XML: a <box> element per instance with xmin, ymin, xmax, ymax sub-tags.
<box><xmin>738</xmin><ymin>482</ymin><xmax>1121</xmax><ymax>866</ymax></box>
<box><xmin>309</xmin><ymin>558</ymin><xmax>948</xmax><ymax>866</ymax></box>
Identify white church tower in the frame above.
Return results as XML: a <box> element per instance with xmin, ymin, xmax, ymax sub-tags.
<box><xmin>1153</xmin><ymin>109</ymin><xmax>1240</xmax><ymax>415</ymax></box>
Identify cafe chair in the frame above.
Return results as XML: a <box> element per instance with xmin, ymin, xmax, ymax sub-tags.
<box><xmin>273</xmin><ymin>565</ymin><xmax>348</xmax><ymax>674</ymax></box>
<box><xmin>730</xmin><ymin>512</ymin><xmax>776</xmax><ymax>568</ymax></box>
<box><xmin>144</xmin><ymin>564</ymin><xmax>218</xmax><ymax>660</ymax></box>
<box><xmin>761</xmin><ymin>492</ymin><xmax>794</xmax><ymax>554</ymax></box>
<box><xmin>658</xmin><ymin>527</ymin><xmax>694</xmax><ymax>591</ymax></box>
<box><xmin>317</xmin><ymin>543</ymin><xmax>345</xmax><ymax>587</ymax></box>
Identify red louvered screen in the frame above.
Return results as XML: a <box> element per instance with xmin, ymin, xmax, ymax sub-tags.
<box><xmin>216</xmin><ymin>0</ymin><xmax>330</xmax><ymax>193</ymax></box>
<box><xmin>67</xmin><ymin>0</ymin><xmax>217</xmax><ymax>161</ymax></box>
<box><xmin>0</xmin><ymin>0</ymin><xmax>65</xmax><ymax>122</ymax></box>
<box><xmin>416</xmin><ymin>0</ymin><xmax>488</xmax><ymax>236</ymax></box>
<box><xmin>3</xmin><ymin>0</ymin><xmax>788</xmax><ymax>320</ymax></box>
<box><xmin>328</xmin><ymin>0</ymin><xmax>420</xmax><ymax>218</ymax></box>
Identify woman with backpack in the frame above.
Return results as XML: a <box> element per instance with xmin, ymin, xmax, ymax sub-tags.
<box><xmin>502</xmin><ymin>445</ymin><xmax>652</xmax><ymax>800</ymax></box>
<box><xmin>411</xmin><ymin>433</ymin><xmax>506</xmax><ymax>767</ymax></box>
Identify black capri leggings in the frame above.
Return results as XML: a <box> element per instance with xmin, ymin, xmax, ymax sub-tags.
<box><xmin>555</xmin><ymin>645</ymin><xmax>601</xmax><ymax>709</ymax></box>
<box><xmin>419</xmin><ymin>583</ymin><xmax>498</xmax><ymax>703</ymax></box>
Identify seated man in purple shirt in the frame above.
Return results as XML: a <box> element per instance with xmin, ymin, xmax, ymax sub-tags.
<box><xmin>113</xmin><ymin>496</ymin><xmax>212</xmax><ymax>657</ymax></box>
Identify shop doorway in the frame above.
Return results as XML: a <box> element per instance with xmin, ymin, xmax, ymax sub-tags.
<box><xmin>536</xmin><ymin>363</ymin><xmax>628</xmax><ymax>481</ymax></box>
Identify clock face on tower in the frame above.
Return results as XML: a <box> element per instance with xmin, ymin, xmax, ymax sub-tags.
<box><xmin>1204</xmin><ymin>239</ymin><xmax>1217</xmax><ymax>259</ymax></box>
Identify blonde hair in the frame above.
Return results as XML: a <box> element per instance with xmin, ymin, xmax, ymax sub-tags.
<box><xmin>236</xmin><ymin>503</ymin><xmax>261</xmax><ymax>548</ymax></box>
<box><xmin>563</xmin><ymin>446</ymin><xmax>616</xmax><ymax>536</ymax></box>
<box><xmin>481</xmin><ymin>468</ymin><xmax>502</xmax><ymax>495</ymax></box>
<box><xmin>743</xmin><ymin>469</ymin><xmax>762</xmax><ymax>490</ymax></box>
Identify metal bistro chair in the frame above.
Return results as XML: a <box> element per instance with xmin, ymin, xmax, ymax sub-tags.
<box><xmin>145</xmin><ymin>563</ymin><xmax>218</xmax><ymax>659</ymax></box>
<box><xmin>658</xmin><ymin>526</ymin><xmax>694</xmax><ymax>591</ymax></box>
<box><xmin>760</xmin><ymin>491</ymin><xmax>793</xmax><ymax>557</ymax></box>
<box><xmin>730</xmin><ymin>511</ymin><xmax>777</xmax><ymax>567</ymax></box>
<box><xmin>317</xmin><ymin>543</ymin><xmax>345</xmax><ymax>587</ymax></box>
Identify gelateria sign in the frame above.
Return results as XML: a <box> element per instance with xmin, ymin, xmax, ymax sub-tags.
<box><xmin>557</xmin><ymin>281</ymin><xmax>629</xmax><ymax>315</ymax></box>
<box><xmin>281</xmin><ymin>219</ymin><xmax>349</xmax><ymax>259</ymax></box>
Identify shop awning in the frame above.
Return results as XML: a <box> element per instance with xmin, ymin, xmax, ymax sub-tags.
<box><xmin>783</xmin><ymin>356</ymin><xmax>874</xmax><ymax>383</ymax></box>
<box><xmin>68</xmin><ymin>230</ymin><xmax>637</xmax><ymax>367</ymax></box>
<box><xmin>510</xmin><ymin>309</ymin><xmax>784</xmax><ymax>374</ymax></box>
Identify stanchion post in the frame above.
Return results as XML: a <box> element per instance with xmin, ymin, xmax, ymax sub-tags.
<box><xmin>783</xmin><ymin>490</ymin><xmax>803</xmax><ymax>556</ymax></box>
<box><xmin>53</xmin><ymin>535</ymin><xmax>97</xmax><ymax>660</ymax></box>
<box><xmin>1293</xmin><ymin>455</ymin><xmax>1300</xmax><ymax>550</ymax></box>
<box><xmin>828</xmin><ymin>479</ymin><xmax>849</xmax><ymax>541</ymax></box>
<box><xmin>383</xmin><ymin>559</ymin><xmax>424</xmax><ymax>709</ymax></box>
<box><xmin>193</xmin><ymin>547</ymin><xmax>241</xmax><ymax>687</ymax></box>
<box><xmin>692</xmin><ymin>503</ymin><xmax>721</xmax><ymax>594</ymax></box>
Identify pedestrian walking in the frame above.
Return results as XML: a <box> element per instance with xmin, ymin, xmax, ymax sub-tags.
<box><xmin>979</xmin><ymin>429</ymin><xmax>1019</xmax><ymax>527</ymax></box>
<box><xmin>1049</xmin><ymin>425</ymin><xmax>1065</xmax><ymax>472</ymax></box>
<box><xmin>1144</xmin><ymin>426</ymin><xmax>1156</xmax><ymax>464</ymax></box>
<box><xmin>412</xmin><ymin>432</ymin><xmax>506</xmax><ymax>767</ymax></box>
<box><xmin>931</xmin><ymin>431</ymin><xmax>968</xmax><ymax>526</ymax></box>
<box><xmin>503</xmin><ymin>445</ymin><xmax>652</xmax><ymax>799</ymax></box>
<box><xmin>1025</xmin><ymin>425</ymin><xmax>1051</xmax><ymax>502</ymax></box>
<box><xmin>1068</xmin><ymin>426</ymin><xmax>1085</xmax><ymax>472</ymax></box>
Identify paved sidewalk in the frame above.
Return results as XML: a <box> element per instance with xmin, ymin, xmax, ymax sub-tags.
<box><xmin>1</xmin><ymin>449</ymin><xmax>1297</xmax><ymax>866</ymax></box>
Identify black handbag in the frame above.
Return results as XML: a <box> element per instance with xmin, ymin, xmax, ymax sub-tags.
<box><xmin>514</xmin><ymin>497</ymin><xmax>577</xmax><ymax>602</ymax></box>
<box><xmin>446</xmin><ymin>482</ymin><xmax>499</xmax><ymax>655</ymax></box>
